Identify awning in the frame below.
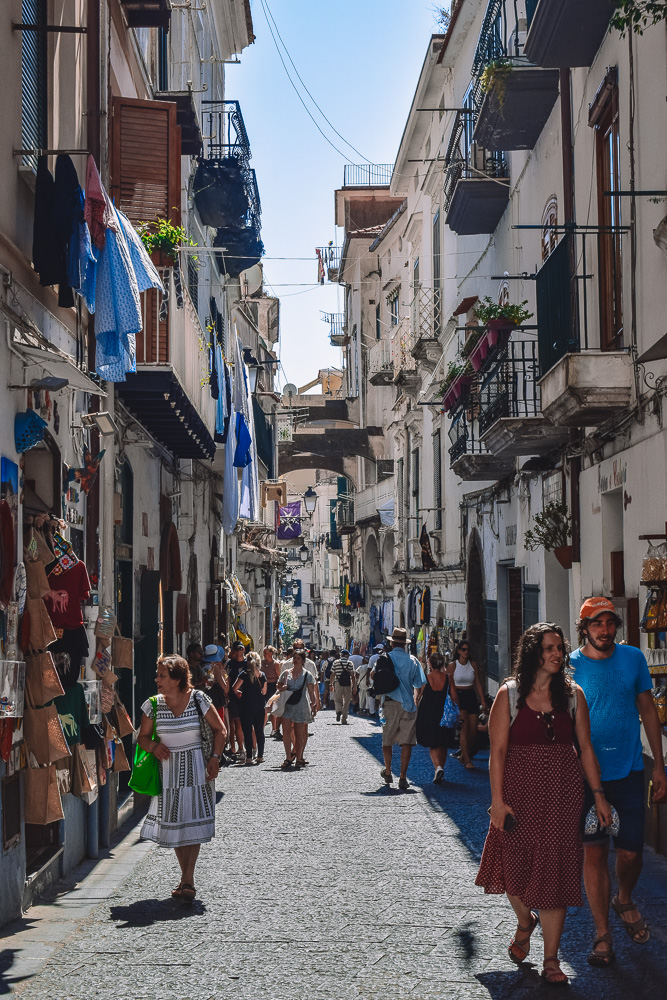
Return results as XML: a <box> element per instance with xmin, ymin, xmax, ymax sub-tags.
<box><xmin>452</xmin><ymin>295</ymin><xmax>479</xmax><ymax>316</ymax></box>
<box><xmin>636</xmin><ymin>332</ymin><xmax>667</xmax><ymax>364</ymax></box>
<box><xmin>16</xmin><ymin>345</ymin><xmax>107</xmax><ymax>397</ymax></box>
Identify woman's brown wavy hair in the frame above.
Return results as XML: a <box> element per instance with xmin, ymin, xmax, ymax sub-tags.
<box><xmin>512</xmin><ymin>623</ymin><xmax>572</xmax><ymax>713</ymax></box>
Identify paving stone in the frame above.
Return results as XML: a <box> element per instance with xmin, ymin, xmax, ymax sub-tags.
<box><xmin>3</xmin><ymin>710</ymin><xmax>667</xmax><ymax>998</ymax></box>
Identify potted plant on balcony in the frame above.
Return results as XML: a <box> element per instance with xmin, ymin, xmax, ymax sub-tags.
<box><xmin>138</xmin><ymin>217</ymin><xmax>198</xmax><ymax>267</ymax></box>
<box><xmin>439</xmin><ymin>360</ymin><xmax>474</xmax><ymax>412</ymax></box>
<box><xmin>475</xmin><ymin>297</ymin><xmax>533</xmax><ymax>349</ymax></box>
<box><xmin>524</xmin><ymin>499</ymin><xmax>574</xmax><ymax>569</ymax></box>
<box><xmin>480</xmin><ymin>59</ymin><xmax>514</xmax><ymax>113</ymax></box>
<box><xmin>461</xmin><ymin>326</ymin><xmax>488</xmax><ymax>372</ymax></box>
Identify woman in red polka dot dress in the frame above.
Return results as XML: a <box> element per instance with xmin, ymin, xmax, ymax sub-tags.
<box><xmin>476</xmin><ymin>623</ymin><xmax>612</xmax><ymax>985</ymax></box>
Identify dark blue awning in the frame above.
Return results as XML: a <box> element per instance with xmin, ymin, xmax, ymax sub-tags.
<box><xmin>117</xmin><ymin>371</ymin><xmax>215</xmax><ymax>461</ymax></box>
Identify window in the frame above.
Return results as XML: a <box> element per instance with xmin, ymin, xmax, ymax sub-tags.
<box><xmin>484</xmin><ymin>600</ymin><xmax>499</xmax><ymax>681</ymax></box>
<box><xmin>157</xmin><ymin>27</ymin><xmax>169</xmax><ymax>91</ymax></box>
<box><xmin>541</xmin><ymin>196</ymin><xmax>558</xmax><ymax>262</ymax></box>
<box><xmin>411</xmin><ymin>448</ymin><xmax>420</xmax><ymax>532</ymax></box>
<box><xmin>21</xmin><ymin>0</ymin><xmax>48</xmax><ymax>172</ymax></box>
<box><xmin>522</xmin><ymin>584</ymin><xmax>540</xmax><ymax>629</ymax></box>
<box><xmin>591</xmin><ymin>70</ymin><xmax>623</xmax><ymax>350</ymax></box>
<box><xmin>432</xmin><ymin>211</ymin><xmax>442</xmax><ymax>335</ymax></box>
<box><xmin>413</xmin><ymin>257</ymin><xmax>420</xmax><ymax>288</ymax></box>
<box><xmin>387</xmin><ymin>289</ymin><xmax>399</xmax><ymax>327</ymax></box>
<box><xmin>375</xmin><ymin>303</ymin><xmax>381</xmax><ymax>340</ymax></box>
<box><xmin>433</xmin><ymin>431</ymin><xmax>442</xmax><ymax>530</ymax></box>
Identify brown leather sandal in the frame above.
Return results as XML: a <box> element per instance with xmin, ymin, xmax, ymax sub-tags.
<box><xmin>541</xmin><ymin>957</ymin><xmax>568</xmax><ymax>986</ymax></box>
<box><xmin>180</xmin><ymin>883</ymin><xmax>196</xmax><ymax>902</ymax></box>
<box><xmin>612</xmin><ymin>895</ymin><xmax>650</xmax><ymax>943</ymax></box>
<box><xmin>588</xmin><ymin>931</ymin><xmax>615</xmax><ymax>967</ymax></box>
<box><xmin>508</xmin><ymin>911</ymin><xmax>538</xmax><ymax>964</ymax></box>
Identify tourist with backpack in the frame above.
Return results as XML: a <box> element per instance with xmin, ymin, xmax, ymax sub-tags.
<box><xmin>475</xmin><ymin>623</ymin><xmax>612</xmax><ymax>986</ymax></box>
<box><xmin>331</xmin><ymin>649</ymin><xmax>357</xmax><ymax>724</ymax></box>
<box><xmin>378</xmin><ymin>627</ymin><xmax>426</xmax><ymax>790</ymax></box>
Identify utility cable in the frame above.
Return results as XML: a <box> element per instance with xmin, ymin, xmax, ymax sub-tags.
<box><xmin>261</xmin><ymin>0</ymin><xmax>372</xmax><ymax>164</ymax></box>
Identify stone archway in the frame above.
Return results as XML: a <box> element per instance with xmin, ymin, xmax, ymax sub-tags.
<box><xmin>466</xmin><ymin>530</ymin><xmax>486</xmax><ymax>677</ymax></box>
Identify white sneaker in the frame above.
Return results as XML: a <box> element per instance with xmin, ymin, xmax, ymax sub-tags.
<box><xmin>434</xmin><ymin>767</ymin><xmax>444</xmax><ymax>785</ymax></box>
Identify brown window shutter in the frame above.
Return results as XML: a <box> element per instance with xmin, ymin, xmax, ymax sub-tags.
<box><xmin>110</xmin><ymin>96</ymin><xmax>182</xmax><ymax>226</ymax></box>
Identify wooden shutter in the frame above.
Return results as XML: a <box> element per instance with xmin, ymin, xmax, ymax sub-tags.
<box><xmin>110</xmin><ymin>96</ymin><xmax>181</xmax><ymax>226</ymax></box>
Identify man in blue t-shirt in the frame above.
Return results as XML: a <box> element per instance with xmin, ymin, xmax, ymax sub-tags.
<box><xmin>379</xmin><ymin>627</ymin><xmax>426</xmax><ymax>790</ymax></box>
<box><xmin>571</xmin><ymin>596</ymin><xmax>666</xmax><ymax>967</ymax></box>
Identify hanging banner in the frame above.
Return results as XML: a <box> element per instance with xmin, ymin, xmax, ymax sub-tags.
<box><xmin>276</xmin><ymin>501</ymin><xmax>302</xmax><ymax>541</ymax></box>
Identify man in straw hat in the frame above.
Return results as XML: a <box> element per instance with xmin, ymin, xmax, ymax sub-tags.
<box><xmin>379</xmin><ymin>627</ymin><xmax>426</xmax><ymax>790</ymax></box>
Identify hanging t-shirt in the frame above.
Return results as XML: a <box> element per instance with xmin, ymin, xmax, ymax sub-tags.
<box><xmin>54</xmin><ymin>682</ymin><xmax>90</xmax><ymax>746</ymax></box>
<box><xmin>570</xmin><ymin>643</ymin><xmax>653</xmax><ymax>781</ymax></box>
<box><xmin>47</xmin><ymin>561</ymin><xmax>91</xmax><ymax>629</ymax></box>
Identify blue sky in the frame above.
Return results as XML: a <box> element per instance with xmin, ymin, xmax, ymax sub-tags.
<box><xmin>228</xmin><ymin>0</ymin><xmax>444</xmax><ymax>390</ymax></box>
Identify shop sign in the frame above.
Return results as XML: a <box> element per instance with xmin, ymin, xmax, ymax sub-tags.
<box><xmin>598</xmin><ymin>459</ymin><xmax>627</xmax><ymax>494</ymax></box>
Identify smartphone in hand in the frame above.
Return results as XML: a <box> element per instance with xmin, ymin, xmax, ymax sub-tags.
<box><xmin>487</xmin><ymin>806</ymin><xmax>518</xmax><ymax>832</ymax></box>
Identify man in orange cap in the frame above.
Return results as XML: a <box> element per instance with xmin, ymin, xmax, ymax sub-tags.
<box><xmin>571</xmin><ymin>596</ymin><xmax>666</xmax><ymax>966</ymax></box>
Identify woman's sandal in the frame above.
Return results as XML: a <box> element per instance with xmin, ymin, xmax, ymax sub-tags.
<box><xmin>541</xmin><ymin>957</ymin><xmax>568</xmax><ymax>986</ymax></box>
<box><xmin>171</xmin><ymin>883</ymin><xmax>185</xmax><ymax>898</ymax></box>
<box><xmin>587</xmin><ymin>931</ymin><xmax>615</xmax><ymax>967</ymax></box>
<box><xmin>296</xmin><ymin>758</ymin><xmax>309</xmax><ymax>766</ymax></box>
<box><xmin>612</xmin><ymin>894</ymin><xmax>650</xmax><ymax>943</ymax></box>
<box><xmin>280</xmin><ymin>758</ymin><xmax>294</xmax><ymax>771</ymax></box>
<box><xmin>180</xmin><ymin>884</ymin><xmax>196</xmax><ymax>902</ymax></box>
<box><xmin>508</xmin><ymin>911</ymin><xmax>538</xmax><ymax>964</ymax></box>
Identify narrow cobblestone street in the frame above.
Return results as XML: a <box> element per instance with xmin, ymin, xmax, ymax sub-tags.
<box><xmin>3</xmin><ymin>712</ymin><xmax>667</xmax><ymax>999</ymax></box>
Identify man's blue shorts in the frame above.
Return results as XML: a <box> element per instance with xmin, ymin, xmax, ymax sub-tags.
<box><xmin>582</xmin><ymin>768</ymin><xmax>645</xmax><ymax>853</ymax></box>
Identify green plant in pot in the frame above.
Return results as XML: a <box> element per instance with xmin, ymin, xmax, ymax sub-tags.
<box><xmin>524</xmin><ymin>499</ymin><xmax>574</xmax><ymax>568</ymax></box>
<box><xmin>138</xmin><ymin>217</ymin><xmax>198</xmax><ymax>265</ymax></box>
<box><xmin>461</xmin><ymin>327</ymin><xmax>484</xmax><ymax>358</ymax></box>
<box><xmin>475</xmin><ymin>297</ymin><xmax>533</xmax><ymax>349</ymax></box>
<box><xmin>479</xmin><ymin>59</ymin><xmax>514</xmax><ymax>112</ymax></box>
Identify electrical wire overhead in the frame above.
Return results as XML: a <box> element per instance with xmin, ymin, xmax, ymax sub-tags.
<box><xmin>259</xmin><ymin>0</ymin><xmax>373</xmax><ymax>164</ymax></box>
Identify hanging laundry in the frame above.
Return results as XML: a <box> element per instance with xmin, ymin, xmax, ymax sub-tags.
<box><xmin>84</xmin><ymin>155</ymin><xmax>118</xmax><ymax>249</ymax></box>
<box><xmin>239</xmin><ymin>362</ymin><xmax>259</xmax><ymax>522</ymax></box>
<box><xmin>115</xmin><ymin>209</ymin><xmax>163</xmax><ymax>294</ymax></box>
<box><xmin>222</xmin><ymin>389</ymin><xmax>239</xmax><ymax>535</ymax></box>
<box><xmin>32</xmin><ymin>157</ymin><xmax>61</xmax><ymax>289</ymax></box>
<box><xmin>232</xmin><ymin>331</ymin><xmax>252</xmax><ymax>468</ymax></box>
<box><xmin>68</xmin><ymin>445</ymin><xmax>106</xmax><ymax>494</ymax></box>
<box><xmin>53</xmin><ymin>155</ymin><xmax>86</xmax><ymax>307</ymax></box>
<box><xmin>420</xmin><ymin>586</ymin><xmax>431</xmax><ymax>624</ymax></box>
<box><xmin>420</xmin><ymin>523</ymin><xmax>438</xmax><ymax>571</ymax></box>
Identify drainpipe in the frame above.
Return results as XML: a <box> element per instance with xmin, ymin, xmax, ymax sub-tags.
<box><xmin>559</xmin><ymin>67</ymin><xmax>581</xmax><ymax>567</ymax></box>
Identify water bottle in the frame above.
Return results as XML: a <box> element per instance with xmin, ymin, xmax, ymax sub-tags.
<box><xmin>379</xmin><ymin>705</ymin><xmax>386</xmax><ymax>726</ymax></box>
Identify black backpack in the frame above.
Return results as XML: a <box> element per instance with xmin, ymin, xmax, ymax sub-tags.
<box><xmin>371</xmin><ymin>652</ymin><xmax>400</xmax><ymax>696</ymax></box>
<box><xmin>337</xmin><ymin>661</ymin><xmax>352</xmax><ymax>687</ymax></box>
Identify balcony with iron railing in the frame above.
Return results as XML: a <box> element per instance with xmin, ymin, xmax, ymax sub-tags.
<box><xmin>477</xmin><ymin>340</ymin><xmax>568</xmax><ymax>456</ymax></box>
<box><xmin>117</xmin><ymin>272</ymin><xmax>216</xmax><ymax>461</ymax></box>
<box><xmin>391</xmin><ymin>319</ymin><xmax>419</xmax><ymax>387</ymax></box>
<box><xmin>525</xmin><ymin>0</ymin><xmax>615</xmax><ymax>69</ymax></box>
<box><xmin>336</xmin><ymin>499</ymin><xmax>356</xmax><ymax>535</ymax></box>
<box><xmin>448</xmin><ymin>393</ymin><xmax>514</xmax><ymax>482</ymax></box>
<box><xmin>471</xmin><ymin>1</ymin><xmax>559</xmax><ymax>153</ymax></box>
<box><xmin>368</xmin><ymin>340</ymin><xmax>394</xmax><ymax>386</ymax></box>
<box><xmin>443</xmin><ymin>105</ymin><xmax>510</xmax><ymax>235</ymax></box>
<box><xmin>316</xmin><ymin>245</ymin><xmax>343</xmax><ymax>282</ymax></box>
<box><xmin>534</xmin><ymin>229</ymin><xmax>633</xmax><ymax>426</ymax></box>
<box><xmin>343</xmin><ymin>164</ymin><xmax>393</xmax><ymax>187</ymax></box>
<box><xmin>321</xmin><ymin>311</ymin><xmax>348</xmax><ymax>348</ymax></box>
<box><xmin>410</xmin><ymin>282</ymin><xmax>444</xmax><ymax>365</ymax></box>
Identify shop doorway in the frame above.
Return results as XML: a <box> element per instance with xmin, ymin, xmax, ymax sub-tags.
<box><xmin>466</xmin><ymin>534</ymin><xmax>486</xmax><ymax>681</ymax></box>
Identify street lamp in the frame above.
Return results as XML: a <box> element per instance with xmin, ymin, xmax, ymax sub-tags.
<box><xmin>303</xmin><ymin>485</ymin><xmax>317</xmax><ymax>517</ymax></box>
<box><xmin>291</xmin><ymin>580</ymin><xmax>300</xmax><ymax>598</ymax></box>
<box><xmin>299</xmin><ymin>543</ymin><xmax>309</xmax><ymax>564</ymax></box>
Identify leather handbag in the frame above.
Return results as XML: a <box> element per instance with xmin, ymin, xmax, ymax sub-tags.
<box><xmin>24</xmin><ymin>765</ymin><xmax>64</xmax><ymax>824</ymax></box>
<box><xmin>25</xmin><ymin>652</ymin><xmax>64</xmax><ymax>706</ymax></box>
<box><xmin>128</xmin><ymin>697</ymin><xmax>162</xmax><ymax>796</ymax></box>
<box><xmin>23</xmin><ymin>703</ymin><xmax>71</xmax><ymax>764</ymax></box>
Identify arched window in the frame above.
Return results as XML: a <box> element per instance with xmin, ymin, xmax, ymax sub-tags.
<box><xmin>541</xmin><ymin>196</ymin><xmax>558</xmax><ymax>261</ymax></box>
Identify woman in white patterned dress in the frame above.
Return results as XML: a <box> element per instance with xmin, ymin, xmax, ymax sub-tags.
<box><xmin>136</xmin><ymin>655</ymin><xmax>226</xmax><ymax>900</ymax></box>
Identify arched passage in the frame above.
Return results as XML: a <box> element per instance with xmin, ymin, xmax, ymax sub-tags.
<box><xmin>364</xmin><ymin>533</ymin><xmax>382</xmax><ymax>588</ymax></box>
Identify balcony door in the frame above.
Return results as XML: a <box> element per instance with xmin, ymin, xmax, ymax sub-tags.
<box><xmin>592</xmin><ymin>77</ymin><xmax>623</xmax><ymax>350</ymax></box>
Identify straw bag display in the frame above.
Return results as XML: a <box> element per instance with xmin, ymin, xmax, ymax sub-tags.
<box><xmin>71</xmin><ymin>743</ymin><xmax>96</xmax><ymax>796</ymax></box>
<box><xmin>111</xmin><ymin>631</ymin><xmax>133</xmax><ymax>670</ymax></box>
<box><xmin>94</xmin><ymin>607</ymin><xmax>116</xmax><ymax>640</ymax></box>
<box><xmin>110</xmin><ymin>696</ymin><xmax>134</xmax><ymax>737</ymax></box>
<box><xmin>23</xmin><ymin>704</ymin><xmax>71</xmax><ymax>764</ymax></box>
<box><xmin>112</xmin><ymin>737</ymin><xmax>130</xmax><ymax>772</ymax></box>
<box><xmin>24</xmin><ymin>765</ymin><xmax>64</xmax><ymax>824</ymax></box>
<box><xmin>25</xmin><ymin>598</ymin><xmax>57</xmax><ymax>651</ymax></box>
<box><xmin>25</xmin><ymin>652</ymin><xmax>64</xmax><ymax>707</ymax></box>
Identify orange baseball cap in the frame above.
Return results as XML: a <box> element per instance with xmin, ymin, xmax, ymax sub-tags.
<box><xmin>579</xmin><ymin>596</ymin><xmax>616</xmax><ymax>620</ymax></box>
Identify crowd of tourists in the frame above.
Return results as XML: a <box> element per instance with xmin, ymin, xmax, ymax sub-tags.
<box><xmin>132</xmin><ymin>594</ymin><xmax>666</xmax><ymax>986</ymax></box>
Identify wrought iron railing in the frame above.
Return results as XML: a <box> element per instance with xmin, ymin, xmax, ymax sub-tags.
<box><xmin>336</xmin><ymin>499</ymin><xmax>355</xmax><ymax>530</ymax></box>
<box><xmin>448</xmin><ymin>402</ymin><xmax>489</xmax><ymax>462</ymax></box>
<box><xmin>368</xmin><ymin>340</ymin><xmax>393</xmax><ymax>379</ymax></box>
<box><xmin>343</xmin><ymin>163</ymin><xmax>393</xmax><ymax>187</ymax></box>
<box><xmin>316</xmin><ymin>245</ymin><xmax>342</xmax><ymax>282</ymax></box>
<box><xmin>391</xmin><ymin>319</ymin><xmax>418</xmax><ymax>377</ymax></box>
<box><xmin>321</xmin><ymin>311</ymin><xmax>346</xmax><ymax>340</ymax></box>
<box><xmin>204</xmin><ymin>100</ymin><xmax>251</xmax><ymax>162</ymax></box>
<box><xmin>410</xmin><ymin>282</ymin><xmax>441</xmax><ymax>341</ymax></box>
<box><xmin>477</xmin><ymin>340</ymin><xmax>541</xmax><ymax>434</ymax></box>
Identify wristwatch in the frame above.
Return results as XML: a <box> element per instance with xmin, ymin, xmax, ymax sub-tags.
<box><xmin>211</xmin><ymin>753</ymin><xmax>221</xmax><ymax>760</ymax></box>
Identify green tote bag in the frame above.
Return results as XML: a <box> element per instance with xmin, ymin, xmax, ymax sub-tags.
<box><xmin>128</xmin><ymin>696</ymin><xmax>162</xmax><ymax>796</ymax></box>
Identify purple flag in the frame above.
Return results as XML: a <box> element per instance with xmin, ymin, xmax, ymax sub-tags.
<box><xmin>276</xmin><ymin>501</ymin><xmax>302</xmax><ymax>540</ymax></box>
